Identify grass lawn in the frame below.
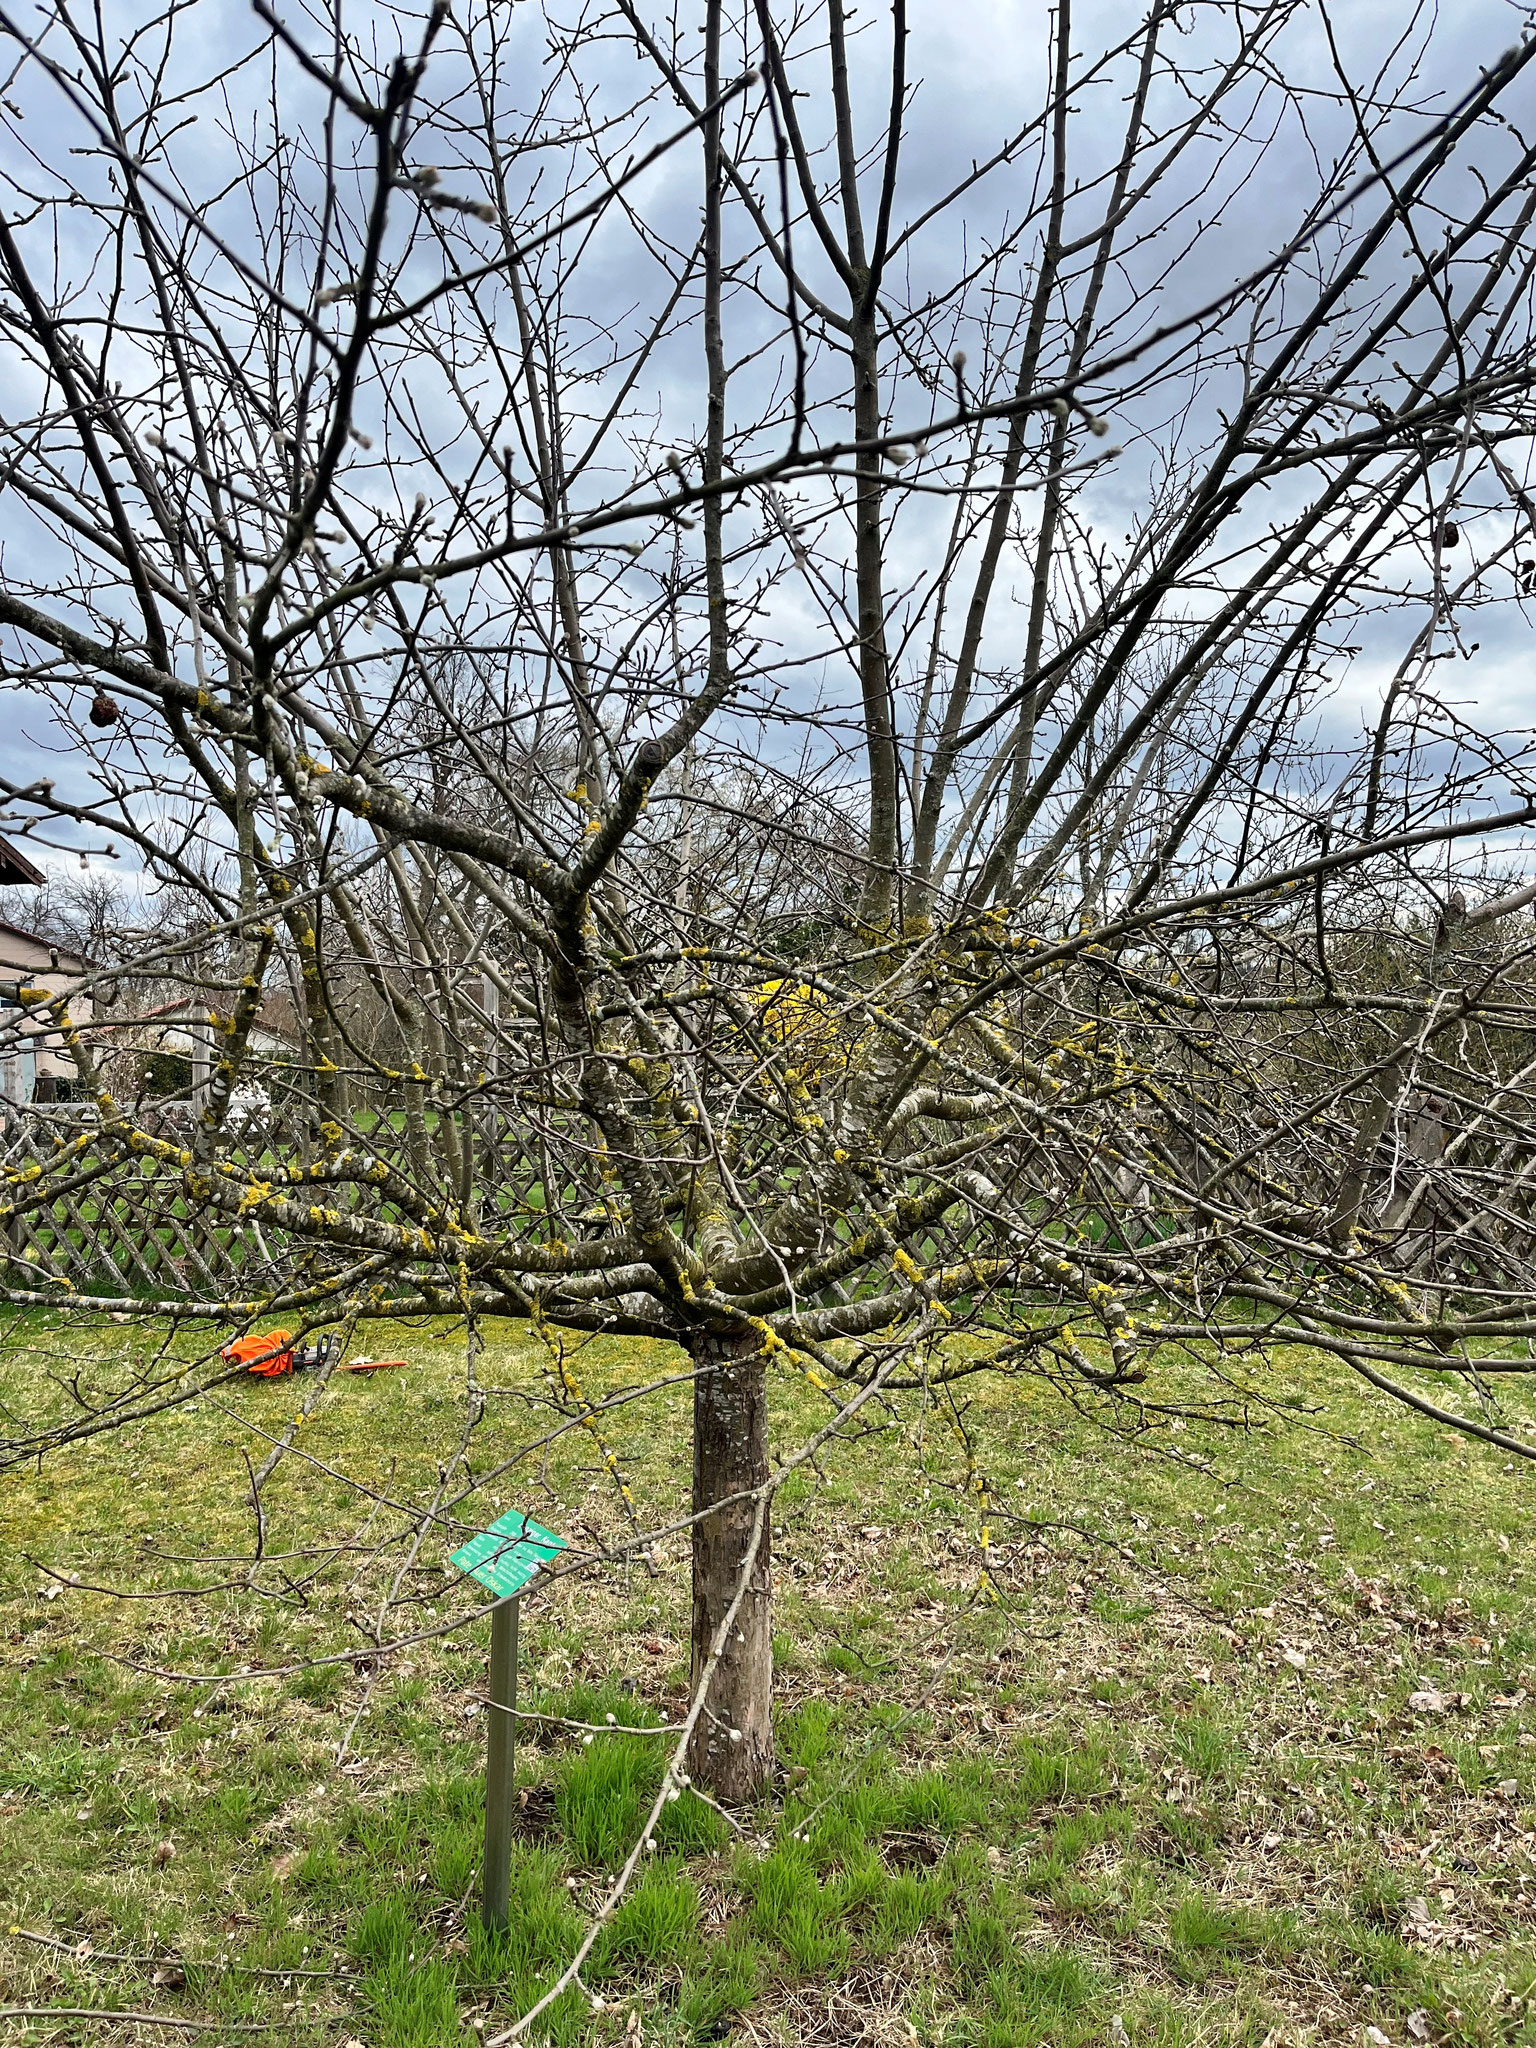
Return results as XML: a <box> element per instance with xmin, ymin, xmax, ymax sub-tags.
<box><xmin>4</xmin><ymin>1316</ymin><xmax>1536</xmax><ymax>2046</ymax></box>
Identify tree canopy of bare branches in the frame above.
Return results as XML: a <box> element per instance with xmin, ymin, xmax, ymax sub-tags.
<box><xmin>6</xmin><ymin>0</ymin><xmax>1536</xmax><ymax>1832</ymax></box>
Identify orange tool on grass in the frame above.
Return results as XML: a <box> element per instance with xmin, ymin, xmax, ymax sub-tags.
<box><xmin>221</xmin><ymin>1329</ymin><xmax>293</xmax><ymax>1375</ymax></box>
<box><xmin>220</xmin><ymin>1331</ymin><xmax>339</xmax><ymax>1377</ymax></box>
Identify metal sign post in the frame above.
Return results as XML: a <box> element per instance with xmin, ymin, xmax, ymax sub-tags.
<box><xmin>482</xmin><ymin>1598</ymin><xmax>518</xmax><ymax>1932</ymax></box>
<box><xmin>450</xmin><ymin>1510</ymin><xmax>568</xmax><ymax>1932</ymax></box>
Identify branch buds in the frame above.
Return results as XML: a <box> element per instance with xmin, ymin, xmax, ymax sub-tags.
<box><xmin>425</xmin><ymin>188</ymin><xmax>496</xmax><ymax>223</ymax></box>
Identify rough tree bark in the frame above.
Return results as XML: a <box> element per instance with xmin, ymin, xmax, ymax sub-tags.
<box><xmin>687</xmin><ymin>1326</ymin><xmax>774</xmax><ymax>1801</ymax></box>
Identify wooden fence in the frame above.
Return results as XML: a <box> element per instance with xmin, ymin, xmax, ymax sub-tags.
<box><xmin>1</xmin><ymin>1084</ymin><xmax>550</xmax><ymax>1300</ymax></box>
<box><xmin>2</xmin><ymin>1106</ymin><xmax>281</xmax><ymax>1297</ymax></box>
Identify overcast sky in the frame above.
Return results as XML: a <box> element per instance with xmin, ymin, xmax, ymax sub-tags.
<box><xmin>3</xmin><ymin>0</ymin><xmax>1535</xmax><ymax>897</ymax></box>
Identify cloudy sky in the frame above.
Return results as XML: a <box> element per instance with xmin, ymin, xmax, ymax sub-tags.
<box><xmin>2</xmin><ymin>0</ymin><xmax>1535</xmax><ymax>901</ymax></box>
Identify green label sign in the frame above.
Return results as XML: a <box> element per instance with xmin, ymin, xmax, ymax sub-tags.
<box><xmin>452</xmin><ymin>1509</ymin><xmax>567</xmax><ymax>1599</ymax></box>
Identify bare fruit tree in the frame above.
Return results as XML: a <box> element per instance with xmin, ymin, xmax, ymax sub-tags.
<box><xmin>6</xmin><ymin>0</ymin><xmax>1536</xmax><ymax>1859</ymax></box>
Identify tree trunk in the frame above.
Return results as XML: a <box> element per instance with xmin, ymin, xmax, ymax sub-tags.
<box><xmin>687</xmin><ymin>1326</ymin><xmax>774</xmax><ymax>1802</ymax></box>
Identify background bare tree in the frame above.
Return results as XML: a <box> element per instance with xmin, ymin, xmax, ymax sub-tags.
<box><xmin>5</xmin><ymin>0</ymin><xmax>1536</xmax><ymax>1892</ymax></box>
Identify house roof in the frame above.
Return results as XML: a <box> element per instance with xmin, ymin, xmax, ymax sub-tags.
<box><xmin>0</xmin><ymin>916</ymin><xmax>88</xmax><ymax>969</ymax></box>
<box><xmin>0</xmin><ymin>834</ymin><xmax>45</xmax><ymax>888</ymax></box>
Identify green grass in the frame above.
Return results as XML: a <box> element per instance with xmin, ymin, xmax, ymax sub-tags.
<box><xmin>5</xmin><ymin>1312</ymin><xmax>1536</xmax><ymax>2044</ymax></box>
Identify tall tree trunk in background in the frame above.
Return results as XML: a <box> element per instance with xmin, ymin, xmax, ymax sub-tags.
<box><xmin>686</xmin><ymin>1326</ymin><xmax>774</xmax><ymax>1802</ymax></box>
<box><xmin>850</xmin><ymin>305</ymin><xmax>899</xmax><ymax>933</ymax></box>
<box><xmin>682</xmin><ymin>0</ymin><xmax>773</xmax><ymax>1806</ymax></box>
<box><xmin>829</xmin><ymin>0</ymin><xmax>900</xmax><ymax>931</ymax></box>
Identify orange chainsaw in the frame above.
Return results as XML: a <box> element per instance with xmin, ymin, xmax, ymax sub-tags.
<box><xmin>220</xmin><ymin>1330</ymin><xmax>336</xmax><ymax>1378</ymax></box>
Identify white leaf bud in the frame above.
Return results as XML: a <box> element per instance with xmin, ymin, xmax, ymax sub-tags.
<box><xmin>1088</xmin><ymin>416</ymin><xmax>1109</xmax><ymax>436</ymax></box>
